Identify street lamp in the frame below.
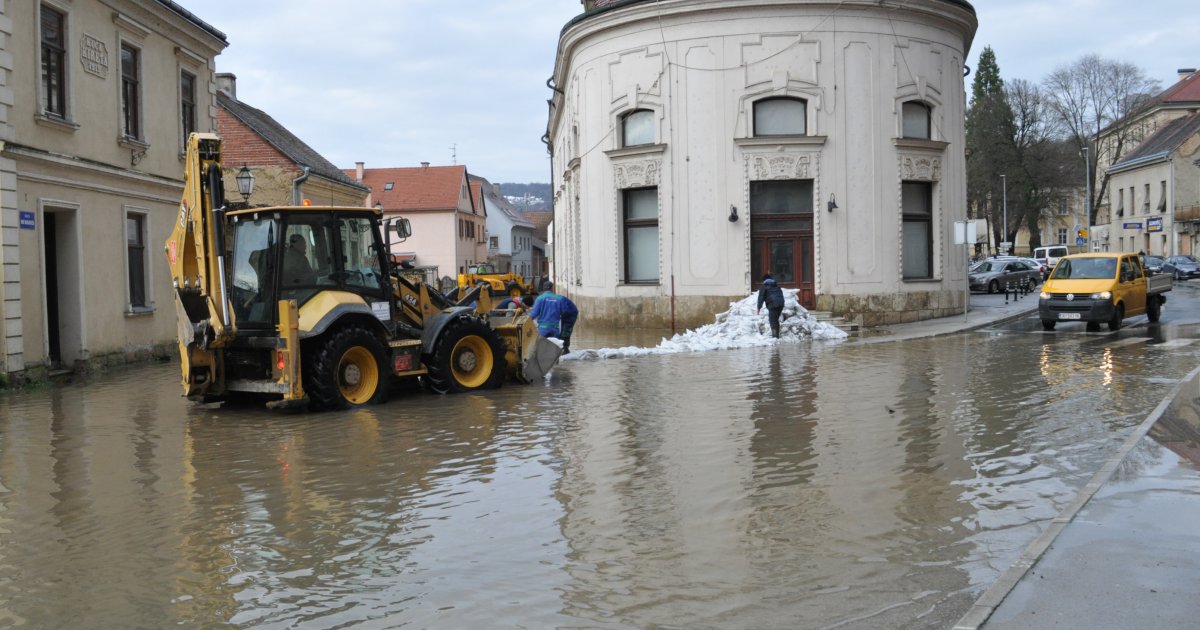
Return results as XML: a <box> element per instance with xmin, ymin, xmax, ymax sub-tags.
<box><xmin>1083</xmin><ymin>146</ymin><xmax>1092</xmax><ymax>251</ymax></box>
<box><xmin>235</xmin><ymin>164</ymin><xmax>255</xmax><ymax>202</ymax></box>
<box><xmin>1001</xmin><ymin>173</ymin><xmax>1007</xmax><ymax>253</ymax></box>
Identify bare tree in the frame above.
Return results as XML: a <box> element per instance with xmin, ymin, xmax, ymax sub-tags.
<box><xmin>1042</xmin><ymin>54</ymin><xmax>1160</xmax><ymax>224</ymax></box>
<box><xmin>1007</xmin><ymin>78</ymin><xmax>1077</xmax><ymax>249</ymax></box>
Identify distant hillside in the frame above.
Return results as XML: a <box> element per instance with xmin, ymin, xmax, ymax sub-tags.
<box><xmin>497</xmin><ymin>183</ymin><xmax>551</xmax><ymax>212</ymax></box>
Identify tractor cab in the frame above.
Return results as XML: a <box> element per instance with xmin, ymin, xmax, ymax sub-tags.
<box><xmin>227</xmin><ymin>208</ymin><xmax>391</xmax><ymax>332</ymax></box>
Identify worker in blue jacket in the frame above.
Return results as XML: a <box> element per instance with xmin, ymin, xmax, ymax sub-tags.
<box><xmin>529</xmin><ymin>284</ymin><xmax>579</xmax><ymax>353</ymax></box>
<box><xmin>756</xmin><ymin>274</ymin><xmax>785</xmax><ymax>338</ymax></box>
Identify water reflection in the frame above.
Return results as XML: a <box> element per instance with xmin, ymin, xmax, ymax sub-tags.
<box><xmin>0</xmin><ymin>322</ymin><xmax>1197</xmax><ymax>627</ymax></box>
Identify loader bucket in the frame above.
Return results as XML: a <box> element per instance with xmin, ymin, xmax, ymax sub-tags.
<box><xmin>488</xmin><ymin>311</ymin><xmax>562</xmax><ymax>383</ymax></box>
<box><xmin>521</xmin><ymin>335</ymin><xmax>564</xmax><ymax>383</ymax></box>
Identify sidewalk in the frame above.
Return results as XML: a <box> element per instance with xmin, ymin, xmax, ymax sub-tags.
<box><xmin>851</xmin><ymin>289</ymin><xmax>1038</xmax><ymax>344</ymax></box>
<box><xmin>888</xmin><ymin>293</ymin><xmax>1200</xmax><ymax>628</ymax></box>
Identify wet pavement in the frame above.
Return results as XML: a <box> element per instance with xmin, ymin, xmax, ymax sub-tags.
<box><xmin>2</xmin><ymin>285</ymin><xmax>1200</xmax><ymax>628</ymax></box>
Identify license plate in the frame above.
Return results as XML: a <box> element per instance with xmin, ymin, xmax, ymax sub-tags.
<box><xmin>1058</xmin><ymin>313</ymin><xmax>1081</xmax><ymax>320</ymax></box>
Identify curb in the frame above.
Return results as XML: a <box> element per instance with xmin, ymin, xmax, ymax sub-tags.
<box><xmin>953</xmin><ymin>363</ymin><xmax>1200</xmax><ymax>629</ymax></box>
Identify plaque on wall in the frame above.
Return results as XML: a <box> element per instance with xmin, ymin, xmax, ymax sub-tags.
<box><xmin>80</xmin><ymin>34</ymin><xmax>110</xmax><ymax>79</ymax></box>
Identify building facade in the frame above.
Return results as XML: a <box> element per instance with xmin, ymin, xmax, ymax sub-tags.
<box><xmin>548</xmin><ymin>0</ymin><xmax>978</xmax><ymax>328</ymax></box>
<box><xmin>350</xmin><ymin>164</ymin><xmax>487</xmax><ymax>288</ymax></box>
<box><xmin>1090</xmin><ymin>70</ymin><xmax>1200</xmax><ymax>257</ymax></box>
<box><xmin>1</xmin><ymin>1</ymin><xmax>226</xmax><ymax>380</ymax></box>
<box><xmin>474</xmin><ymin>176</ymin><xmax>536</xmax><ymax>279</ymax></box>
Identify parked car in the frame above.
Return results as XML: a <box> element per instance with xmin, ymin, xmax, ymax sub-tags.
<box><xmin>1165</xmin><ymin>255</ymin><xmax>1200</xmax><ymax>280</ymax></box>
<box><xmin>1142</xmin><ymin>255</ymin><xmax>1168</xmax><ymax>275</ymax></box>
<box><xmin>969</xmin><ymin>259</ymin><xmax>1041</xmax><ymax>293</ymax></box>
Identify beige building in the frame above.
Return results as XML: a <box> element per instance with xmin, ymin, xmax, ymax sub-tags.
<box><xmin>0</xmin><ymin>1</ymin><xmax>227</xmax><ymax>381</ymax></box>
<box><xmin>1091</xmin><ymin>68</ymin><xmax>1200</xmax><ymax>253</ymax></box>
<box><xmin>549</xmin><ymin>0</ymin><xmax>978</xmax><ymax>328</ymax></box>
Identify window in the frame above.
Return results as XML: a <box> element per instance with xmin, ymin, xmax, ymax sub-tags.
<box><xmin>180</xmin><ymin>70</ymin><xmax>196</xmax><ymax>142</ymax></box>
<box><xmin>489</xmin><ymin>236</ymin><xmax>498</xmax><ymax>249</ymax></box>
<box><xmin>1158</xmin><ymin>180</ymin><xmax>1166</xmax><ymax>213</ymax></box>
<box><xmin>121</xmin><ymin>44</ymin><xmax>141</xmax><ymax>139</ymax></box>
<box><xmin>41</xmin><ymin>5</ymin><xmax>67</xmax><ymax>118</ymax></box>
<box><xmin>1058</xmin><ymin>228</ymin><xmax>1068</xmax><ymax>245</ymax></box>
<box><xmin>1143</xmin><ymin>183</ymin><xmax>1150</xmax><ymax>214</ymax></box>
<box><xmin>901</xmin><ymin>181</ymin><xmax>933</xmax><ymax>279</ymax></box>
<box><xmin>384</xmin><ymin>182</ymin><xmax>394</xmax><ymax>191</ymax></box>
<box><xmin>621</xmin><ymin>109</ymin><xmax>655</xmax><ymax>147</ymax></box>
<box><xmin>1057</xmin><ymin>200</ymin><xmax>1070</xmax><ymax>216</ymax></box>
<box><xmin>623</xmin><ymin>187</ymin><xmax>659</xmax><ymax>283</ymax></box>
<box><xmin>1116</xmin><ymin>188</ymin><xmax>1125</xmax><ymax>217</ymax></box>
<box><xmin>901</xmin><ymin>101</ymin><xmax>931</xmax><ymax>139</ymax></box>
<box><xmin>127</xmin><ymin>213</ymin><xmax>147</xmax><ymax>308</ymax></box>
<box><xmin>753</xmin><ymin>97</ymin><xmax>806</xmax><ymax>136</ymax></box>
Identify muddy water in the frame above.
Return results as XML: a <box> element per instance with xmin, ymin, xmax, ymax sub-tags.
<box><xmin>1</xmin><ymin>326</ymin><xmax>1198</xmax><ymax>628</ymax></box>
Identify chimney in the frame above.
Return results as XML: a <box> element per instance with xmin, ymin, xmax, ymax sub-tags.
<box><xmin>216</xmin><ymin>72</ymin><xmax>236</xmax><ymax>98</ymax></box>
<box><xmin>355</xmin><ymin>161</ymin><xmax>364</xmax><ymax>182</ymax></box>
<box><xmin>1179</xmin><ymin>68</ymin><xmax>1198</xmax><ymax>81</ymax></box>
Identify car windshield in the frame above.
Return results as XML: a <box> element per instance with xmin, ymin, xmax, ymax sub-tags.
<box><xmin>1171</xmin><ymin>256</ymin><xmax>1199</xmax><ymax>264</ymax></box>
<box><xmin>1050</xmin><ymin>257</ymin><xmax>1116</xmax><ymax>280</ymax></box>
<box><xmin>973</xmin><ymin>261</ymin><xmax>1001</xmax><ymax>272</ymax></box>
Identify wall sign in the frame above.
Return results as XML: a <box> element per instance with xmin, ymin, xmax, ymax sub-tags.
<box><xmin>80</xmin><ymin>33</ymin><xmax>109</xmax><ymax>78</ymax></box>
<box><xmin>19</xmin><ymin>211</ymin><xmax>35</xmax><ymax>230</ymax></box>
<box><xmin>1147</xmin><ymin>216</ymin><xmax>1163</xmax><ymax>232</ymax></box>
<box><xmin>1123</xmin><ymin>222</ymin><xmax>1142</xmax><ymax>230</ymax></box>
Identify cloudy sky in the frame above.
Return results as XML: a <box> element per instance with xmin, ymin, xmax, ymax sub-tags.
<box><xmin>190</xmin><ymin>1</ymin><xmax>1197</xmax><ymax>185</ymax></box>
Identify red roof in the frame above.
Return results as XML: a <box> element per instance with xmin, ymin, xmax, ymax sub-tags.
<box><xmin>344</xmin><ymin>165</ymin><xmax>470</xmax><ymax>212</ymax></box>
<box><xmin>1162</xmin><ymin>70</ymin><xmax>1200</xmax><ymax>104</ymax></box>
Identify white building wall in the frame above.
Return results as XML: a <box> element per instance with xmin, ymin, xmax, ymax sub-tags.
<box><xmin>1108</xmin><ymin>162</ymin><xmax>1173</xmax><ymax>256</ymax></box>
<box><xmin>549</xmin><ymin>0</ymin><xmax>976</xmax><ymax>328</ymax></box>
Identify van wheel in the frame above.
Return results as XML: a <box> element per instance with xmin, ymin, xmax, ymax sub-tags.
<box><xmin>1108</xmin><ymin>304</ymin><xmax>1124</xmax><ymax>331</ymax></box>
<box><xmin>1147</xmin><ymin>297</ymin><xmax>1162</xmax><ymax>323</ymax></box>
<box><xmin>1041</xmin><ymin>319</ymin><xmax>1056</xmax><ymax>331</ymax></box>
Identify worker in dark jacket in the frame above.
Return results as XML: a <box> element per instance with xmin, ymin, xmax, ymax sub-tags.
<box><xmin>756</xmin><ymin>274</ymin><xmax>785</xmax><ymax>338</ymax></box>
<box><xmin>529</xmin><ymin>284</ymin><xmax>579</xmax><ymax>353</ymax></box>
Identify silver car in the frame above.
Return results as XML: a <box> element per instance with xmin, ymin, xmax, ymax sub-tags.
<box><xmin>969</xmin><ymin>259</ymin><xmax>1041</xmax><ymax>294</ymax></box>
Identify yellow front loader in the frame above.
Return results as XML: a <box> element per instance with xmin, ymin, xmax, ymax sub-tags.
<box><xmin>165</xmin><ymin>133</ymin><xmax>560</xmax><ymax>410</ymax></box>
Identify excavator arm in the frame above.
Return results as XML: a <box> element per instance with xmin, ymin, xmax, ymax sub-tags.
<box><xmin>164</xmin><ymin>133</ymin><xmax>236</xmax><ymax>399</ymax></box>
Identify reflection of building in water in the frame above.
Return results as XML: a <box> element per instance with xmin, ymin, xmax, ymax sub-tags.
<box><xmin>552</xmin><ymin>344</ymin><xmax>980</xmax><ymax>625</ymax></box>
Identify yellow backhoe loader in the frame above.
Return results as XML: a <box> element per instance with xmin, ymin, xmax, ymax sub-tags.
<box><xmin>453</xmin><ymin>263</ymin><xmax>535</xmax><ymax>301</ymax></box>
<box><xmin>165</xmin><ymin>133</ymin><xmax>561</xmax><ymax>410</ymax></box>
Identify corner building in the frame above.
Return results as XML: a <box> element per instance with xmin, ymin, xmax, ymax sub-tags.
<box><xmin>548</xmin><ymin>0</ymin><xmax>977</xmax><ymax>328</ymax></box>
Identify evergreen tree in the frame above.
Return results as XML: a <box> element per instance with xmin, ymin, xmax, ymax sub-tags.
<box><xmin>966</xmin><ymin>47</ymin><xmax>1019</xmax><ymax>251</ymax></box>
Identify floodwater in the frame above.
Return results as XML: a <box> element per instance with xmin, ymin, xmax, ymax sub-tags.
<box><xmin>2</xmin><ymin>323</ymin><xmax>1199</xmax><ymax>628</ymax></box>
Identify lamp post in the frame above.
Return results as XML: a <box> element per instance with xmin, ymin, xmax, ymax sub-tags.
<box><xmin>1000</xmin><ymin>173</ymin><xmax>1007</xmax><ymax>254</ymax></box>
<box><xmin>1083</xmin><ymin>146</ymin><xmax>1092</xmax><ymax>251</ymax></box>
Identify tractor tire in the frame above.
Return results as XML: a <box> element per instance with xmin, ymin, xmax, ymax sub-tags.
<box><xmin>505</xmin><ymin>282</ymin><xmax>522</xmax><ymax>297</ymax></box>
<box><xmin>304</xmin><ymin>326</ymin><xmax>389</xmax><ymax>410</ymax></box>
<box><xmin>1108</xmin><ymin>304</ymin><xmax>1124</xmax><ymax>331</ymax></box>
<box><xmin>1147</xmin><ymin>296</ymin><xmax>1162</xmax><ymax>323</ymax></box>
<box><xmin>424</xmin><ymin>316</ymin><xmax>507</xmax><ymax>394</ymax></box>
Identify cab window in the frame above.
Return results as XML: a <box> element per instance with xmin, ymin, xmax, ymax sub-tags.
<box><xmin>338</xmin><ymin>216</ymin><xmax>385</xmax><ymax>293</ymax></box>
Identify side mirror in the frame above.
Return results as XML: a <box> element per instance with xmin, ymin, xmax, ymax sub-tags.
<box><xmin>394</xmin><ymin>218</ymin><xmax>412</xmax><ymax>240</ymax></box>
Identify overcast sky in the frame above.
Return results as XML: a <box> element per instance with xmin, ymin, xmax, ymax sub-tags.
<box><xmin>190</xmin><ymin>1</ymin><xmax>1198</xmax><ymax>185</ymax></box>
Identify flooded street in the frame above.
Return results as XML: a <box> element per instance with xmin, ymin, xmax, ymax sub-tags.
<box><xmin>3</xmin><ymin>316</ymin><xmax>1200</xmax><ymax>628</ymax></box>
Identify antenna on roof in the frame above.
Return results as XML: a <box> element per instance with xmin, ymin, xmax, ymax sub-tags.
<box><xmin>449</xmin><ymin>143</ymin><xmax>457</xmax><ymax>165</ymax></box>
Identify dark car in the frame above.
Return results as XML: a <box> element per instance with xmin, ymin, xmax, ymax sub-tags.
<box><xmin>1142</xmin><ymin>255</ymin><xmax>1168</xmax><ymax>275</ymax></box>
<box><xmin>1165</xmin><ymin>255</ymin><xmax>1200</xmax><ymax>280</ymax></box>
<box><xmin>969</xmin><ymin>259</ymin><xmax>1040</xmax><ymax>293</ymax></box>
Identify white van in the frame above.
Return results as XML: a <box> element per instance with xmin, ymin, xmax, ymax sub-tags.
<box><xmin>1033</xmin><ymin>245</ymin><xmax>1070</xmax><ymax>271</ymax></box>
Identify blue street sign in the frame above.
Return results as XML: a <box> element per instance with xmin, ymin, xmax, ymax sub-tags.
<box><xmin>19</xmin><ymin>211</ymin><xmax>35</xmax><ymax>230</ymax></box>
<box><xmin>1076</xmin><ymin>237</ymin><xmax>1086</xmax><ymax>245</ymax></box>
